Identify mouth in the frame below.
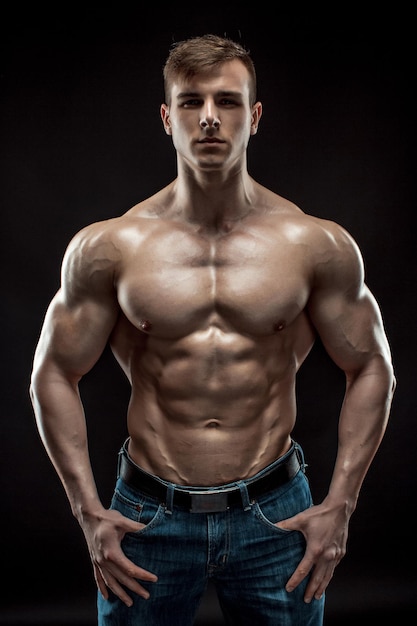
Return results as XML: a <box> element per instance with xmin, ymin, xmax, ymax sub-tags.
<box><xmin>198</xmin><ymin>137</ymin><xmax>224</xmax><ymax>144</ymax></box>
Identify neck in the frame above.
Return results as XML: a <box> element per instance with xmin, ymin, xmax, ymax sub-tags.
<box><xmin>172</xmin><ymin>161</ymin><xmax>257</xmax><ymax>229</ymax></box>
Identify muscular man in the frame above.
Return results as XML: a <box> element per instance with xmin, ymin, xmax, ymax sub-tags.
<box><xmin>30</xmin><ymin>34</ymin><xmax>396</xmax><ymax>625</ymax></box>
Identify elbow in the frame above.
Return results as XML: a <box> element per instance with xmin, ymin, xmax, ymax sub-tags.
<box><xmin>29</xmin><ymin>380</ymin><xmax>35</xmax><ymax>404</ymax></box>
<box><xmin>380</xmin><ymin>354</ymin><xmax>396</xmax><ymax>399</ymax></box>
<box><xmin>29</xmin><ymin>366</ymin><xmax>42</xmax><ymax>410</ymax></box>
<box><xmin>347</xmin><ymin>352</ymin><xmax>396</xmax><ymax>401</ymax></box>
<box><xmin>390</xmin><ymin>370</ymin><xmax>397</xmax><ymax>396</ymax></box>
<box><xmin>378</xmin><ymin>354</ymin><xmax>396</xmax><ymax>409</ymax></box>
<box><xmin>29</xmin><ymin>358</ymin><xmax>54</xmax><ymax>410</ymax></box>
<box><xmin>383</xmin><ymin>352</ymin><xmax>396</xmax><ymax>396</ymax></box>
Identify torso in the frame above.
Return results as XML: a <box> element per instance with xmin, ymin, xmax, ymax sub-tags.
<box><xmin>98</xmin><ymin>184</ymin><xmax>320</xmax><ymax>485</ymax></box>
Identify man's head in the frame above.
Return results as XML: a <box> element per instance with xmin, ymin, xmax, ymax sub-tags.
<box><xmin>163</xmin><ymin>34</ymin><xmax>257</xmax><ymax>107</ymax></box>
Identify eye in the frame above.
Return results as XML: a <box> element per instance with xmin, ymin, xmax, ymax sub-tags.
<box><xmin>181</xmin><ymin>99</ymin><xmax>201</xmax><ymax>108</ymax></box>
<box><xmin>218</xmin><ymin>98</ymin><xmax>240</xmax><ymax>107</ymax></box>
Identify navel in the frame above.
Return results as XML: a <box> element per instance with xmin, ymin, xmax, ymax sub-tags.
<box><xmin>205</xmin><ymin>420</ymin><xmax>220</xmax><ymax>429</ymax></box>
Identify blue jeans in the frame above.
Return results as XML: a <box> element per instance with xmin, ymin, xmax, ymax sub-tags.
<box><xmin>98</xmin><ymin>442</ymin><xmax>324</xmax><ymax>625</ymax></box>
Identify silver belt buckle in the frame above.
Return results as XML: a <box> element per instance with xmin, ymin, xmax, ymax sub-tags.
<box><xmin>190</xmin><ymin>491</ymin><xmax>229</xmax><ymax>513</ymax></box>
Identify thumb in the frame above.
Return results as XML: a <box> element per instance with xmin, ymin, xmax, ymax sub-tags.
<box><xmin>118</xmin><ymin>515</ymin><xmax>143</xmax><ymax>534</ymax></box>
<box><xmin>276</xmin><ymin>516</ymin><xmax>297</xmax><ymax>531</ymax></box>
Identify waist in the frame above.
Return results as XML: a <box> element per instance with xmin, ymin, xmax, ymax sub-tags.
<box><xmin>118</xmin><ymin>438</ymin><xmax>303</xmax><ymax>513</ymax></box>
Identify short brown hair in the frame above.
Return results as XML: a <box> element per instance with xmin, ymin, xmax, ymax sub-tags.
<box><xmin>163</xmin><ymin>34</ymin><xmax>257</xmax><ymax>105</ymax></box>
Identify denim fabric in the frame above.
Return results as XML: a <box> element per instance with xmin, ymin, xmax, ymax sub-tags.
<box><xmin>98</xmin><ymin>443</ymin><xmax>325</xmax><ymax>625</ymax></box>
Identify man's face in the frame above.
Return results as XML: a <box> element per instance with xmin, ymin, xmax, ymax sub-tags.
<box><xmin>161</xmin><ymin>60</ymin><xmax>261</xmax><ymax>172</ymax></box>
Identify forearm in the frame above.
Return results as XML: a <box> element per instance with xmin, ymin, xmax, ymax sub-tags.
<box><xmin>326</xmin><ymin>356</ymin><xmax>395</xmax><ymax>512</ymax></box>
<box><xmin>30</xmin><ymin>374</ymin><xmax>104</xmax><ymax>522</ymax></box>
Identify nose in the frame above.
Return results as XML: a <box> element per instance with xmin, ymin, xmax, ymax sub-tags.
<box><xmin>199</xmin><ymin>101</ymin><xmax>221</xmax><ymax>129</ymax></box>
<box><xmin>200</xmin><ymin>117</ymin><xmax>221</xmax><ymax>129</ymax></box>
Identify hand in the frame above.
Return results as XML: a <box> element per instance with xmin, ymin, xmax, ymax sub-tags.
<box><xmin>276</xmin><ymin>501</ymin><xmax>349</xmax><ymax>603</ymax></box>
<box><xmin>82</xmin><ymin>507</ymin><xmax>158</xmax><ymax>607</ymax></box>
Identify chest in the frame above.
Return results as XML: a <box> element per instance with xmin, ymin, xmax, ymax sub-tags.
<box><xmin>116</xmin><ymin>227</ymin><xmax>312</xmax><ymax>337</ymax></box>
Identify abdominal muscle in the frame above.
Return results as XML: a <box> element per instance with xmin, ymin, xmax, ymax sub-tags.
<box><xmin>123</xmin><ymin>326</ymin><xmax>298</xmax><ymax>486</ymax></box>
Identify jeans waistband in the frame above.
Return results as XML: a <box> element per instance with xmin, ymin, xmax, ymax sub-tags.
<box><xmin>118</xmin><ymin>439</ymin><xmax>302</xmax><ymax>513</ymax></box>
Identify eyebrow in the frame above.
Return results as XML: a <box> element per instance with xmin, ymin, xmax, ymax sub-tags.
<box><xmin>176</xmin><ymin>90</ymin><xmax>243</xmax><ymax>100</ymax></box>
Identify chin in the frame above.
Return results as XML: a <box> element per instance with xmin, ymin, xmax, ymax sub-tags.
<box><xmin>197</xmin><ymin>159</ymin><xmax>225</xmax><ymax>170</ymax></box>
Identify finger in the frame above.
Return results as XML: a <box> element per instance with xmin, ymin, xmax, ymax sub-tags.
<box><xmin>94</xmin><ymin>564</ymin><xmax>109</xmax><ymax>600</ymax></box>
<box><xmin>114</xmin><ymin>554</ymin><xmax>158</xmax><ymax>583</ymax></box>
<box><xmin>101</xmin><ymin>559</ymin><xmax>157</xmax><ymax>603</ymax></box>
<box><xmin>275</xmin><ymin>515</ymin><xmax>302</xmax><ymax>533</ymax></box>
<box><xmin>120</xmin><ymin>518</ymin><xmax>145</xmax><ymax>533</ymax></box>
<box><xmin>276</xmin><ymin>519</ymin><xmax>294</xmax><ymax>531</ymax></box>
<box><xmin>303</xmin><ymin>563</ymin><xmax>335</xmax><ymax>603</ymax></box>
<box><xmin>114</xmin><ymin>574</ymin><xmax>152</xmax><ymax>601</ymax></box>
<box><xmin>285</xmin><ymin>556</ymin><xmax>314</xmax><ymax>593</ymax></box>
<box><xmin>110</xmin><ymin>568</ymin><xmax>154</xmax><ymax>602</ymax></box>
<box><xmin>101</xmin><ymin>571</ymin><xmax>136</xmax><ymax>607</ymax></box>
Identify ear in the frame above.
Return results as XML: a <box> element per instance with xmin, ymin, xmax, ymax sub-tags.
<box><xmin>250</xmin><ymin>101</ymin><xmax>262</xmax><ymax>135</ymax></box>
<box><xmin>160</xmin><ymin>104</ymin><xmax>172</xmax><ymax>135</ymax></box>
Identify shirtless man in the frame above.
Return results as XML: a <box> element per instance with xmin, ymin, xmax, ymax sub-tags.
<box><xmin>30</xmin><ymin>34</ymin><xmax>396</xmax><ymax>625</ymax></box>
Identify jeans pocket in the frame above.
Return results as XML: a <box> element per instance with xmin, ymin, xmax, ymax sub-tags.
<box><xmin>252</xmin><ymin>471</ymin><xmax>312</xmax><ymax>534</ymax></box>
<box><xmin>112</xmin><ymin>487</ymin><xmax>166</xmax><ymax>533</ymax></box>
<box><xmin>253</xmin><ymin>499</ymin><xmax>295</xmax><ymax>534</ymax></box>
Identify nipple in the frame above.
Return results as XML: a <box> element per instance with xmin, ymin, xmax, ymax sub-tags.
<box><xmin>139</xmin><ymin>319</ymin><xmax>152</xmax><ymax>332</ymax></box>
<box><xmin>273</xmin><ymin>321</ymin><xmax>285</xmax><ymax>332</ymax></box>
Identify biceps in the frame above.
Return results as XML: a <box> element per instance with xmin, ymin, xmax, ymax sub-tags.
<box><xmin>308</xmin><ymin>286</ymin><xmax>390</xmax><ymax>372</ymax></box>
<box><xmin>34</xmin><ymin>292</ymin><xmax>118</xmax><ymax>378</ymax></box>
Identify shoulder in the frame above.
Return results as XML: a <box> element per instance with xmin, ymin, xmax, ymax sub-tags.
<box><xmin>61</xmin><ymin>191</ymin><xmax>171</xmax><ymax>285</ymax></box>
<box><xmin>260</xmin><ymin>186</ymin><xmax>362</xmax><ymax>260</ymax></box>
<box><xmin>308</xmin><ymin>216</ymin><xmax>364</xmax><ymax>278</ymax></box>
<box><xmin>295</xmin><ymin>215</ymin><xmax>366</xmax><ymax>298</ymax></box>
<box><xmin>303</xmin><ymin>215</ymin><xmax>362</xmax><ymax>264</ymax></box>
<box><xmin>257</xmin><ymin>186</ymin><xmax>365</xmax><ymax>286</ymax></box>
<box><xmin>64</xmin><ymin>196</ymin><xmax>162</xmax><ymax>264</ymax></box>
<box><xmin>63</xmin><ymin>217</ymin><xmax>123</xmax><ymax>274</ymax></box>
<box><xmin>57</xmin><ymin>219</ymin><xmax>121</xmax><ymax>303</ymax></box>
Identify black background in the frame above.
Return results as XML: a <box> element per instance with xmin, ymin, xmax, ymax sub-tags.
<box><xmin>1</xmin><ymin>5</ymin><xmax>416</xmax><ymax>624</ymax></box>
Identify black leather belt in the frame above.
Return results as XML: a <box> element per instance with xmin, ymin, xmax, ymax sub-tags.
<box><xmin>119</xmin><ymin>442</ymin><xmax>301</xmax><ymax>513</ymax></box>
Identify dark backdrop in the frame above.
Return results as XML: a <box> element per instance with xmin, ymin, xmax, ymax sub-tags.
<box><xmin>1</xmin><ymin>6</ymin><xmax>415</xmax><ymax>624</ymax></box>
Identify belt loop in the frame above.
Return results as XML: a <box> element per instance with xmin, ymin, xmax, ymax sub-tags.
<box><xmin>236</xmin><ymin>481</ymin><xmax>252</xmax><ymax>511</ymax></box>
<box><xmin>165</xmin><ymin>484</ymin><xmax>174</xmax><ymax>515</ymax></box>
<box><xmin>118</xmin><ymin>437</ymin><xmax>130</xmax><ymax>478</ymax></box>
<box><xmin>294</xmin><ymin>441</ymin><xmax>308</xmax><ymax>472</ymax></box>
<box><xmin>117</xmin><ymin>446</ymin><xmax>124</xmax><ymax>479</ymax></box>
